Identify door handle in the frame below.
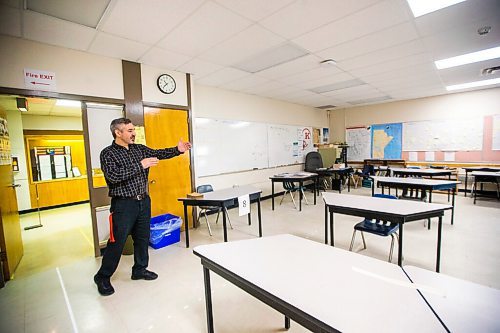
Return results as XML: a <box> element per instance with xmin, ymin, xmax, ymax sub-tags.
<box><xmin>9</xmin><ymin>184</ymin><xmax>21</xmax><ymax>188</ymax></box>
<box><xmin>150</xmin><ymin>180</ymin><xmax>156</xmax><ymax>184</ymax></box>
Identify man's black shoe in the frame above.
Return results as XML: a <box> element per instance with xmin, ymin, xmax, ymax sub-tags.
<box><xmin>94</xmin><ymin>274</ymin><xmax>115</xmax><ymax>296</ymax></box>
<box><xmin>131</xmin><ymin>270</ymin><xmax>158</xmax><ymax>281</ymax></box>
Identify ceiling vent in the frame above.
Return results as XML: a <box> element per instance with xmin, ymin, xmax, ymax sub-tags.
<box><xmin>316</xmin><ymin>105</ymin><xmax>336</xmax><ymax>109</ymax></box>
<box><xmin>482</xmin><ymin>66</ymin><xmax>500</xmax><ymax>75</ymax></box>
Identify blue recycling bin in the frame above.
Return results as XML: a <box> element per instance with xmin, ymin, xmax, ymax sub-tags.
<box><xmin>149</xmin><ymin>214</ymin><xmax>183</xmax><ymax>249</ymax></box>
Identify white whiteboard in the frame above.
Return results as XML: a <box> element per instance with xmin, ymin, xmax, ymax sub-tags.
<box><xmin>194</xmin><ymin>118</ymin><xmax>314</xmax><ymax>176</ymax></box>
<box><xmin>493</xmin><ymin>114</ymin><xmax>500</xmax><ymax>150</ymax></box>
<box><xmin>86</xmin><ymin>103</ymin><xmax>124</xmax><ymax>169</ymax></box>
<box><xmin>346</xmin><ymin>127</ymin><xmax>371</xmax><ymax>161</ymax></box>
<box><xmin>194</xmin><ymin>118</ymin><xmax>268</xmax><ymax>176</ymax></box>
<box><xmin>403</xmin><ymin>118</ymin><xmax>483</xmax><ymax>151</ymax></box>
<box><xmin>267</xmin><ymin>124</ymin><xmax>314</xmax><ymax>167</ymax></box>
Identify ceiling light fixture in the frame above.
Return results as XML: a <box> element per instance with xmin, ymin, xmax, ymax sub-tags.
<box><xmin>477</xmin><ymin>26</ymin><xmax>491</xmax><ymax>36</ymax></box>
<box><xmin>16</xmin><ymin>97</ymin><xmax>28</xmax><ymax>112</ymax></box>
<box><xmin>435</xmin><ymin>46</ymin><xmax>500</xmax><ymax>69</ymax></box>
<box><xmin>446</xmin><ymin>77</ymin><xmax>500</xmax><ymax>91</ymax></box>
<box><xmin>55</xmin><ymin>99</ymin><xmax>81</xmax><ymax>107</ymax></box>
<box><xmin>406</xmin><ymin>0</ymin><xmax>466</xmax><ymax>18</ymax></box>
<box><xmin>320</xmin><ymin>59</ymin><xmax>337</xmax><ymax>67</ymax></box>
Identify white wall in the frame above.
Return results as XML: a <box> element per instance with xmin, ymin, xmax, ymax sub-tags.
<box><xmin>192</xmin><ymin>84</ymin><xmax>328</xmax><ymax>196</ymax></box>
<box><xmin>0</xmin><ymin>35</ymin><xmax>123</xmax><ymax>99</ymax></box>
<box><xmin>331</xmin><ymin>88</ymin><xmax>500</xmax><ymax>141</ymax></box>
<box><xmin>141</xmin><ymin>64</ymin><xmax>187</xmax><ymax>106</ymax></box>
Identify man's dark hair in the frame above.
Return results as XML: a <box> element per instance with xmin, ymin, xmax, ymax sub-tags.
<box><xmin>110</xmin><ymin>118</ymin><xmax>132</xmax><ymax>138</ymax></box>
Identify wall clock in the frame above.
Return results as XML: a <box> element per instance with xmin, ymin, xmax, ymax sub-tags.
<box><xmin>157</xmin><ymin>74</ymin><xmax>176</xmax><ymax>94</ymax></box>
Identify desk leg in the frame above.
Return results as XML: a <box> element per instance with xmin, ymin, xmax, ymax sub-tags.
<box><xmin>183</xmin><ymin>203</ymin><xmax>190</xmax><ymax>248</ymax></box>
<box><xmin>371</xmin><ymin>180</ymin><xmax>375</xmax><ymax>196</ymax></box>
<box><xmin>436</xmin><ymin>216</ymin><xmax>443</xmax><ymax>273</ymax></box>
<box><xmin>272</xmin><ymin>181</ymin><xmax>275</xmax><ymax>210</ymax></box>
<box><xmin>451</xmin><ymin>187</ymin><xmax>456</xmax><ymax>225</ymax></box>
<box><xmin>247</xmin><ymin>209</ymin><xmax>251</xmax><ymax>226</ymax></box>
<box><xmin>222</xmin><ymin>206</ymin><xmax>228</xmax><ymax>242</ymax></box>
<box><xmin>314</xmin><ymin>178</ymin><xmax>317</xmax><ymax>205</ymax></box>
<box><xmin>397</xmin><ymin>222</ymin><xmax>404</xmax><ymax>267</ymax></box>
<box><xmin>474</xmin><ymin>177</ymin><xmax>477</xmax><ymax>204</ymax></box>
<box><xmin>329</xmin><ymin>211</ymin><xmax>334</xmax><ymax>246</ymax></box>
<box><xmin>299</xmin><ymin>181</ymin><xmax>303</xmax><ymax>211</ymax></box>
<box><xmin>324</xmin><ymin>205</ymin><xmax>328</xmax><ymax>244</ymax></box>
<box><xmin>464</xmin><ymin>171</ymin><xmax>469</xmax><ymax>197</ymax></box>
<box><xmin>258</xmin><ymin>197</ymin><xmax>262</xmax><ymax>237</ymax></box>
<box><xmin>285</xmin><ymin>316</ymin><xmax>290</xmax><ymax>330</ymax></box>
<box><xmin>428</xmin><ymin>190</ymin><xmax>433</xmax><ymax>230</ymax></box>
<box><xmin>203</xmin><ymin>267</ymin><xmax>214</xmax><ymax>333</ymax></box>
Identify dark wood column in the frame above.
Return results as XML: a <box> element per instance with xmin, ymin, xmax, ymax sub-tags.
<box><xmin>122</xmin><ymin>60</ymin><xmax>144</xmax><ymax>125</ymax></box>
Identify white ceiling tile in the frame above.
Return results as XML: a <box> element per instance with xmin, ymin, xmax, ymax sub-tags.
<box><xmin>293</xmin><ymin>0</ymin><xmax>410</xmax><ymax>52</ymax></box>
<box><xmin>422</xmin><ymin>15</ymin><xmax>500</xmax><ymax>61</ymax></box>
<box><xmin>317</xmin><ymin>22</ymin><xmax>419</xmax><ymax>62</ymax></box>
<box><xmin>260</xmin><ymin>0</ymin><xmax>380</xmax><ymax>40</ymax></box>
<box><xmin>349</xmin><ymin>53</ymin><xmax>433</xmax><ymax>78</ymax></box>
<box><xmin>322</xmin><ymin>84</ymin><xmax>380</xmax><ymax>99</ymax></box>
<box><xmin>413</xmin><ymin>0</ymin><xmax>500</xmax><ymax>37</ymax></box>
<box><xmin>260</xmin><ymin>85</ymin><xmax>306</xmax><ymax>99</ymax></box>
<box><xmin>157</xmin><ymin>1</ymin><xmax>251</xmax><ymax>57</ymax></box>
<box><xmin>198</xmin><ymin>24</ymin><xmax>285</xmax><ymax>66</ymax></box>
<box><xmin>0</xmin><ymin>5</ymin><xmax>21</xmax><ymax>37</ymax></box>
<box><xmin>139</xmin><ymin>47</ymin><xmax>192</xmax><ymax>70</ymax></box>
<box><xmin>286</xmin><ymin>72</ymin><xmax>356</xmax><ymax>91</ymax></box>
<box><xmin>194</xmin><ymin>67</ymin><xmax>248</xmax><ymax>86</ymax></box>
<box><xmin>23</xmin><ymin>10</ymin><xmax>97</xmax><ymax>51</ymax></box>
<box><xmin>177</xmin><ymin>58</ymin><xmax>223</xmax><ymax>78</ymax></box>
<box><xmin>363</xmin><ymin>63</ymin><xmax>440</xmax><ymax>85</ymax></box>
<box><xmin>214</xmin><ymin>0</ymin><xmax>295</xmax><ymax>21</ymax></box>
<box><xmin>99</xmin><ymin>0</ymin><xmax>204</xmax><ymax>44</ymax></box>
<box><xmin>219</xmin><ymin>74</ymin><xmax>270</xmax><ymax>90</ymax></box>
<box><xmin>276</xmin><ymin>66</ymin><xmax>344</xmax><ymax>87</ymax></box>
<box><xmin>241</xmin><ymin>80</ymin><xmax>285</xmax><ymax>94</ymax></box>
<box><xmin>89</xmin><ymin>32</ymin><xmax>149</xmax><ymax>61</ymax></box>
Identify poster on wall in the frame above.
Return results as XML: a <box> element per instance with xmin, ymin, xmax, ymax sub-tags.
<box><xmin>493</xmin><ymin>114</ymin><xmax>500</xmax><ymax>151</ymax></box>
<box><xmin>0</xmin><ymin>116</ymin><xmax>12</xmax><ymax>166</ymax></box>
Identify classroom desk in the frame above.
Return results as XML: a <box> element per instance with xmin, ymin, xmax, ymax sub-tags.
<box><xmin>194</xmin><ymin>234</ymin><xmax>448</xmax><ymax>333</ymax></box>
<box><xmin>471</xmin><ymin>171</ymin><xmax>500</xmax><ymax>204</ymax></box>
<box><xmin>403</xmin><ymin>265</ymin><xmax>500</xmax><ymax>333</ymax></box>
<box><xmin>372</xmin><ymin>176</ymin><xmax>460</xmax><ymax>226</ymax></box>
<box><xmin>322</xmin><ymin>193</ymin><xmax>452</xmax><ymax>272</ymax></box>
<box><xmin>315</xmin><ymin>167</ymin><xmax>353</xmax><ymax>193</ymax></box>
<box><xmin>463</xmin><ymin>167</ymin><xmax>500</xmax><ymax>197</ymax></box>
<box><xmin>270</xmin><ymin>172</ymin><xmax>317</xmax><ymax>211</ymax></box>
<box><xmin>178</xmin><ymin>185</ymin><xmax>262</xmax><ymax>247</ymax></box>
<box><xmin>391</xmin><ymin>167</ymin><xmax>454</xmax><ymax>178</ymax></box>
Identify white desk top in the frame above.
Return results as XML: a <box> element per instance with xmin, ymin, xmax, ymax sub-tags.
<box><xmin>372</xmin><ymin>176</ymin><xmax>460</xmax><ymax>186</ymax></box>
<box><xmin>404</xmin><ymin>266</ymin><xmax>500</xmax><ymax>333</ymax></box>
<box><xmin>322</xmin><ymin>193</ymin><xmax>452</xmax><ymax>216</ymax></box>
<box><xmin>470</xmin><ymin>171</ymin><xmax>500</xmax><ymax>177</ymax></box>
<box><xmin>196</xmin><ymin>185</ymin><xmax>261</xmax><ymax>201</ymax></box>
<box><xmin>194</xmin><ymin>234</ymin><xmax>445</xmax><ymax>332</ymax></box>
<box><xmin>391</xmin><ymin>168</ymin><xmax>452</xmax><ymax>175</ymax></box>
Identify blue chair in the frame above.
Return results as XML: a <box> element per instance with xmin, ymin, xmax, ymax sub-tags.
<box><xmin>280</xmin><ymin>181</ymin><xmax>309</xmax><ymax>209</ymax></box>
<box><xmin>196</xmin><ymin>185</ymin><xmax>232</xmax><ymax>236</ymax></box>
<box><xmin>349</xmin><ymin>194</ymin><xmax>399</xmax><ymax>262</ymax></box>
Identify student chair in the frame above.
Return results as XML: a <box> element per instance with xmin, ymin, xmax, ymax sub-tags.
<box><xmin>354</xmin><ymin>164</ymin><xmax>375</xmax><ymax>188</ymax></box>
<box><xmin>280</xmin><ymin>181</ymin><xmax>309</xmax><ymax>209</ymax></box>
<box><xmin>349</xmin><ymin>194</ymin><xmax>399</xmax><ymax>263</ymax></box>
<box><xmin>196</xmin><ymin>185</ymin><xmax>232</xmax><ymax>236</ymax></box>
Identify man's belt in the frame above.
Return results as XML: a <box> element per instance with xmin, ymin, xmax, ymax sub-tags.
<box><xmin>115</xmin><ymin>193</ymin><xmax>148</xmax><ymax>200</ymax></box>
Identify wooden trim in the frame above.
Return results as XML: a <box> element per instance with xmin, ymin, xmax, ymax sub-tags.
<box><xmin>0</xmin><ymin>87</ymin><xmax>124</xmax><ymax>105</ymax></box>
<box><xmin>23</xmin><ymin>130</ymin><xmax>83</xmax><ymax>136</ymax></box>
<box><xmin>186</xmin><ymin>73</ymin><xmax>195</xmax><ymax>193</ymax></box>
<box><xmin>143</xmin><ymin>101</ymin><xmax>189</xmax><ymax>111</ymax></box>
<box><xmin>122</xmin><ymin>60</ymin><xmax>144</xmax><ymax>125</ymax></box>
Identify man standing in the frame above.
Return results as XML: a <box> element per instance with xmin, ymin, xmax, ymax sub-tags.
<box><xmin>94</xmin><ymin>117</ymin><xmax>191</xmax><ymax>296</ymax></box>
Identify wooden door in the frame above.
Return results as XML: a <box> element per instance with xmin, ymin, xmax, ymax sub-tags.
<box><xmin>0</xmin><ymin>110</ymin><xmax>23</xmax><ymax>281</ymax></box>
<box><xmin>144</xmin><ymin>107</ymin><xmax>192</xmax><ymax>228</ymax></box>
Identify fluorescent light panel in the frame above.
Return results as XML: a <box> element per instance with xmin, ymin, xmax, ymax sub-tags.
<box><xmin>435</xmin><ymin>46</ymin><xmax>500</xmax><ymax>69</ymax></box>
<box><xmin>348</xmin><ymin>96</ymin><xmax>392</xmax><ymax>105</ymax></box>
<box><xmin>406</xmin><ymin>0</ymin><xmax>466</xmax><ymax>18</ymax></box>
<box><xmin>56</xmin><ymin>99</ymin><xmax>81</xmax><ymax>107</ymax></box>
<box><xmin>446</xmin><ymin>78</ymin><xmax>500</xmax><ymax>91</ymax></box>
<box><xmin>316</xmin><ymin>105</ymin><xmax>336</xmax><ymax>109</ymax></box>
<box><xmin>233</xmin><ymin>43</ymin><xmax>309</xmax><ymax>73</ymax></box>
<box><xmin>310</xmin><ymin>79</ymin><xmax>365</xmax><ymax>93</ymax></box>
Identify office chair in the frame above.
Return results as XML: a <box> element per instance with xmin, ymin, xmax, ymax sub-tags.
<box><xmin>280</xmin><ymin>181</ymin><xmax>309</xmax><ymax>209</ymax></box>
<box><xmin>349</xmin><ymin>194</ymin><xmax>399</xmax><ymax>263</ymax></box>
<box><xmin>305</xmin><ymin>151</ymin><xmax>329</xmax><ymax>191</ymax></box>
<box><xmin>196</xmin><ymin>185</ymin><xmax>232</xmax><ymax>236</ymax></box>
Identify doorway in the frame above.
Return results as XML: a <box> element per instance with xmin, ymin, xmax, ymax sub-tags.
<box><xmin>0</xmin><ymin>94</ymin><xmax>94</xmax><ymax>279</ymax></box>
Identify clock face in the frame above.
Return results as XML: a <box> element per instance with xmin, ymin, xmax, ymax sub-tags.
<box><xmin>157</xmin><ymin>74</ymin><xmax>176</xmax><ymax>94</ymax></box>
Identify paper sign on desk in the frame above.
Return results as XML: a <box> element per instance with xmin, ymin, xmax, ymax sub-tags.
<box><xmin>238</xmin><ymin>194</ymin><xmax>250</xmax><ymax>216</ymax></box>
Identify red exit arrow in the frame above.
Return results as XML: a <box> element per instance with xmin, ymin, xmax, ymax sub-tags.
<box><xmin>30</xmin><ymin>81</ymin><xmax>50</xmax><ymax>85</ymax></box>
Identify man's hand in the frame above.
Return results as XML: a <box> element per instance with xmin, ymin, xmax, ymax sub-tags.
<box><xmin>177</xmin><ymin>139</ymin><xmax>192</xmax><ymax>153</ymax></box>
<box><xmin>141</xmin><ymin>157</ymin><xmax>159</xmax><ymax>169</ymax></box>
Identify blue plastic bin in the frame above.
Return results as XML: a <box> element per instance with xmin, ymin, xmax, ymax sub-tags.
<box><xmin>149</xmin><ymin>214</ymin><xmax>183</xmax><ymax>249</ymax></box>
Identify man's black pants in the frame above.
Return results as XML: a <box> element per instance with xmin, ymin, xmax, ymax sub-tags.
<box><xmin>96</xmin><ymin>196</ymin><xmax>151</xmax><ymax>278</ymax></box>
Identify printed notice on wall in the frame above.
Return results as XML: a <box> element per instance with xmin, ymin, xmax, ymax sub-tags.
<box><xmin>425</xmin><ymin>151</ymin><xmax>435</xmax><ymax>161</ymax></box>
<box><xmin>408</xmin><ymin>151</ymin><xmax>418</xmax><ymax>161</ymax></box>
<box><xmin>444</xmin><ymin>151</ymin><xmax>455</xmax><ymax>162</ymax></box>
<box><xmin>24</xmin><ymin>68</ymin><xmax>57</xmax><ymax>91</ymax></box>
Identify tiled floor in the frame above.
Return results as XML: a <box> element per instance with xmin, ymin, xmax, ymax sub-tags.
<box><xmin>1</xmin><ymin>188</ymin><xmax>499</xmax><ymax>332</ymax></box>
